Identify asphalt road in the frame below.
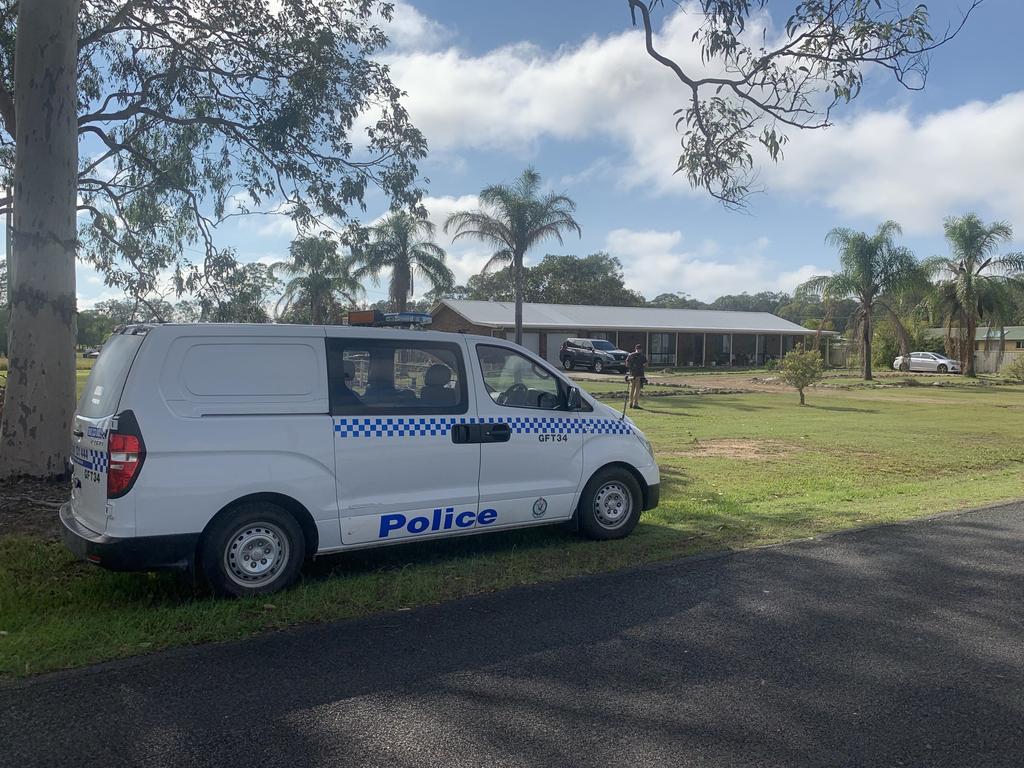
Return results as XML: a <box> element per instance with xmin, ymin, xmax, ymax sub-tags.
<box><xmin>4</xmin><ymin>503</ymin><xmax>1024</xmax><ymax>767</ymax></box>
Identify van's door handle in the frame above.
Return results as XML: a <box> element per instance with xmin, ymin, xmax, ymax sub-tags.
<box><xmin>72</xmin><ymin>429</ymin><xmax>84</xmax><ymax>438</ymax></box>
<box><xmin>450</xmin><ymin>424</ymin><xmax>472</xmax><ymax>444</ymax></box>
<box><xmin>483</xmin><ymin>423</ymin><xmax>511</xmax><ymax>443</ymax></box>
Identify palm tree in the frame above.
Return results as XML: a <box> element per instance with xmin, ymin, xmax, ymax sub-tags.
<box><xmin>444</xmin><ymin>167</ymin><xmax>581</xmax><ymax>345</ymax></box>
<box><xmin>922</xmin><ymin>214</ymin><xmax>1024</xmax><ymax>377</ymax></box>
<box><xmin>271</xmin><ymin>236</ymin><xmax>363</xmax><ymax>324</ymax></box>
<box><xmin>349</xmin><ymin>212</ymin><xmax>454</xmax><ymax>313</ymax></box>
<box><xmin>798</xmin><ymin>221</ymin><xmax>922</xmax><ymax>381</ymax></box>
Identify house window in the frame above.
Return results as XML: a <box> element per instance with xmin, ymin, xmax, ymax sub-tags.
<box><xmin>649</xmin><ymin>333</ymin><xmax>675</xmax><ymax>366</ymax></box>
<box><xmin>1017</xmin><ymin>341</ymin><xmax>1024</xmax><ymax>349</ymax></box>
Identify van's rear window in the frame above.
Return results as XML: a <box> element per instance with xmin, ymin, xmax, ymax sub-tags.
<box><xmin>77</xmin><ymin>334</ymin><xmax>145</xmax><ymax>418</ymax></box>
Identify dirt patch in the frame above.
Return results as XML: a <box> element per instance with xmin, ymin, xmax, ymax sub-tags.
<box><xmin>667</xmin><ymin>439</ymin><xmax>798</xmax><ymax>460</ymax></box>
<box><xmin>0</xmin><ymin>477</ymin><xmax>68</xmax><ymax>539</ymax></box>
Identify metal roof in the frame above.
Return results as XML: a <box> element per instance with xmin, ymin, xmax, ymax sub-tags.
<box><xmin>437</xmin><ymin>300</ymin><xmax>824</xmax><ymax>335</ymax></box>
<box><xmin>976</xmin><ymin>326</ymin><xmax>1024</xmax><ymax>341</ymax></box>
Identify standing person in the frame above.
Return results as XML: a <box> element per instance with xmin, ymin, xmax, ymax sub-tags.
<box><xmin>625</xmin><ymin>344</ymin><xmax>648</xmax><ymax>409</ymax></box>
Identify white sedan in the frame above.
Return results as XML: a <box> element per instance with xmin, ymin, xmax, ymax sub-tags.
<box><xmin>893</xmin><ymin>352</ymin><xmax>961</xmax><ymax>373</ymax></box>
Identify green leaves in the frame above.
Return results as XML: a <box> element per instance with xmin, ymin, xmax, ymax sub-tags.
<box><xmin>273</xmin><ymin>236</ymin><xmax>362</xmax><ymax>323</ymax></box>
<box><xmin>349</xmin><ymin>212</ymin><xmax>453</xmax><ymax>312</ymax></box>
<box><xmin>22</xmin><ymin>0</ymin><xmax>428</xmax><ymax>304</ymax></box>
<box><xmin>630</xmin><ymin>0</ymin><xmax>980</xmax><ymax>207</ymax></box>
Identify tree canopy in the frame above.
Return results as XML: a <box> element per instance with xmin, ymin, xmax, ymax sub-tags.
<box><xmin>272</xmin><ymin>236</ymin><xmax>362</xmax><ymax>324</ymax></box>
<box><xmin>445</xmin><ymin>167</ymin><xmax>581</xmax><ymax>344</ymax></box>
<box><xmin>628</xmin><ymin>0</ymin><xmax>982</xmax><ymax>207</ymax></box>
<box><xmin>349</xmin><ymin>212</ymin><xmax>453</xmax><ymax>313</ymax></box>
<box><xmin>922</xmin><ymin>214</ymin><xmax>1024</xmax><ymax>375</ymax></box>
<box><xmin>444</xmin><ymin>253</ymin><xmax>641</xmax><ymax>307</ymax></box>
<box><xmin>0</xmin><ymin>0</ymin><xmax>426</xmax><ymax>300</ymax></box>
<box><xmin>799</xmin><ymin>221</ymin><xmax>922</xmax><ymax>380</ymax></box>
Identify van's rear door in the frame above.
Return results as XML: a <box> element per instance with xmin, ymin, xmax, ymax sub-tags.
<box><xmin>70</xmin><ymin>331</ymin><xmax>146</xmax><ymax>533</ymax></box>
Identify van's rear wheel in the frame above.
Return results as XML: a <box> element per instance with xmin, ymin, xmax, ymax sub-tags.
<box><xmin>577</xmin><ymin>467</ymin><xmax>642</xmax><ymax>541</ymax></box>
<box><xmin>202</xmin><ymin>502</ymin><xmax>305</xmax><ymax>597</ymax></box>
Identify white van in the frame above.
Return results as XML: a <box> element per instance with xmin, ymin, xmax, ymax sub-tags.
<box><xmin>61</xmin><ymin>324</ymin><xmax>660</xmax><ymax>596</ymax></box>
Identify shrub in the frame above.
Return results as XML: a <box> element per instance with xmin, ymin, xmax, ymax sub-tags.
<box><xmin>779</xmin><ymin>348</ymin><xmax>824</xmax><ymax>405</ymax></box>
<box><xmin>1002</xmin><ymin>355</ymin><xmax>1024</xmax><ymax>382</ymax></box>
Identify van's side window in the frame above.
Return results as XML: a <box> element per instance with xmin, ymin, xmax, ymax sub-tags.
<box><xmin>326</xmin><ymin>339</ymin><xmax>468</xmax><ymax>416</ymax></box>
<box><xmin>476</xmin><ymin>345</ymin><xmax>564</xmax><ymax>411</ymax></box>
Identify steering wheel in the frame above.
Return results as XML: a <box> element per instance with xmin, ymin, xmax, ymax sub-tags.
<box><xmin>497</xmin><ymin>382</ymin><xmax>528</xmax><ymax>406</ymax></box>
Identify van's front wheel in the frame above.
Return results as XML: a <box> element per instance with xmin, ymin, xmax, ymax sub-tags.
<box><xmin>577</xmin><ymin>468</ymin><xmax>642</xmax><ymax>540</ymax></box>
<box><xmin>202</xmin><ymin>502</ymin><xmax>305</xmax><ymax>597</ymax></box>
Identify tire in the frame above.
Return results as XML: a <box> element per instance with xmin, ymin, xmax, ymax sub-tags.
<box><xmin>577</xmin><ymin>467</ymin><xmax>643</xmax><ymax>541</ymax></box>
<box><xmin>899</xmin><ymin>362</ymin><xmax>909</xmax><ymax>372</ymax></box>
<box><xmin>593</xmin><ymin>359</ymin><xmax>604</xmax><ymax>373</ymax></box>
<box><xmin>937</xmin><ymin>364</ymin><xmax>948</xmax><ymax>374</ymax></box>
<box><xmin>201</xmin><ymin>501</ymin><xmax>305</xmax><ymax>598</ymax></box>
<box><xmin>562</xmin><ymin>357</ymin><xmax>575</xmax><ymax>371</ymax></box>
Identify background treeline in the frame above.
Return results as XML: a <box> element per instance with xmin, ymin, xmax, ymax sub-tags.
<box><xmin>65</xmin><ymin>251</ymin><xmax>866</xmax><ymax>347</ymax></box>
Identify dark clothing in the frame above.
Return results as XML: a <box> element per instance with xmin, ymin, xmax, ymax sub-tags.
<box><xmin>625</xmin><ymin>352</ymin><xmax>648</xmax><ymax>377</ymax></box>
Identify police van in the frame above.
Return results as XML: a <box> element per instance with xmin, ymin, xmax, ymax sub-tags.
<box><xmin>61</xmin><ymin>324</ymin><xmax>660</xmax><ymax>597</ymax></box>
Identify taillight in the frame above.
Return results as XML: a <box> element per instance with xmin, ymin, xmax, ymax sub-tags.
<box><xmin>107</xmin><ymin>412</ymin><xmax>146</xmax><ymax>498</ymax></box>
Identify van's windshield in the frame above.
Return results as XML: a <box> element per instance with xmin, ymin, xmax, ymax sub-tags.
<box><xmin>77</xmin><ymin>333</ymin><xmax>145</xmax><ymax>418</ymax></box>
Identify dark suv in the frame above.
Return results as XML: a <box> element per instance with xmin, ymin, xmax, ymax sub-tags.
<box><xmin>559</xmin><ymin>338</ymin><xmax>628</xmax><ymax>373</ymax></box>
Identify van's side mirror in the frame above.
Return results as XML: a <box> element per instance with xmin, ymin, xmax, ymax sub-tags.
<box><xmin>566</xmin><ymin>386</ymin><xmax>582</xmax><ymax>411</ymax></box>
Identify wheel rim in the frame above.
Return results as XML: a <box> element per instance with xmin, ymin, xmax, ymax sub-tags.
<box><xmin>593</xmin><ymin>481</ymin><xmax>633</xmax><ymax>529</ymax></box>
<box><xmin>594</xmin><ymin>360</ymin><xmax>603</xmax><ymax>372</ymax></box>
<box><xmin>938</xmin><ymin>365</ymin><xmax>947</xmax><ymax>373</ymax></box>
<box><xmin>224</xmin><ymin>522</ymin><xmax>290</xmax><ymax>588</ymax></box>
<box><xmin>563</xmin><ymin>359</ymin><xmax>572</xmax><ymax>369</ymax></box>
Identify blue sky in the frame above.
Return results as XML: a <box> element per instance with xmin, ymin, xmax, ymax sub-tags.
<box><xmin>75</xmin><ymin>0</ymin><xmax>1024</xmax><ymax>307</ymax></box>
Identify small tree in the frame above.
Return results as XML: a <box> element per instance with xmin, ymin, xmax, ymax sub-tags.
<box><xmin>1002</xmin><ymin>356</ymin><xmax>1024</xmax><ymax>382</ymax></box>
<box><xmin>779</xmin><ymin>348</ymin><xmax>824</xmax><ymax>406</ymax></box>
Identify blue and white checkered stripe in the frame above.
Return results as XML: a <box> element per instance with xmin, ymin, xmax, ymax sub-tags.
<box><xmin>332</xmin><ymin>416</ymin><xmax>635</xmax><ymax>439</ymax></box>
<box><xmin>71</xmin><ymin>445</ymin><xmax>109</xmax><ymax>472</ymax></box>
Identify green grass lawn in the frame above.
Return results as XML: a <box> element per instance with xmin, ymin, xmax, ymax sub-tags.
<box><xmin>2</xmin><ymin>382</ymin><xmax>1024</xmax><ymax>677</ymax></box>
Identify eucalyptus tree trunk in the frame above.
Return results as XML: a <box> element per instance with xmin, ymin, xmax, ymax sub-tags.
<box><xmin>0</xmin><ymin>0</ymin><xmax>81</xmax><ymax>478</ymax></box>
<box><xmin>513</xmin><ymin>251</ymin><xmax>524</xmax><ymax>346</ymax></box>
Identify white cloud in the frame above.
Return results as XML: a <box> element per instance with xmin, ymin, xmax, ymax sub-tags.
<box><xmin>605</xmin><ymin>228</ymin><xmax>825</xmax><ymax>301</ymax></box>
<box><xmin>381</xmin><ymin>5</ymin><xmax>768</xmax><ymax>190</ymax></box>
<box><xmin>386</xmin><ymin>4</ymin><xmax>1024</xmax><ymax>233</ymax></box>
<box><xmin>764</xmin><ymin>93</ymin><xmax>1024</xmax><ymax>232</ymax></box>
<box><xmin>384</xmin><ymin>1</ymin><xmax>452</xmax><ymax>51</ymax></box>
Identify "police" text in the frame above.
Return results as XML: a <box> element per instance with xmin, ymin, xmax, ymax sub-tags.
<box><xmin>378</xmin><ymin>507</ymin><xmax>498</xmax><ymax>538</ymax></box>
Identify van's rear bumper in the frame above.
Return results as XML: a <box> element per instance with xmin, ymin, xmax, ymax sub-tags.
<box><xmin>60</xmin><ymin>502</ymin><xmax>197</xmax><ymax>572</ymax></box>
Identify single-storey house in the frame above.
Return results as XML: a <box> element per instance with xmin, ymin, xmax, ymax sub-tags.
<box><xmin>431</xmin><ymin>299</ymin><xmax>830</xmax><ymax>367</ymax></box>
<box><xmin>926</xmin><ymin>326</ymin><xmax>1024</xmax><ymax>373</ymax></box>
<box><xmin>975</xmin><ymin>326</ymin><xmax>1024</xmax><ymax>373</ymax></box>
<box><xmin>975</xmin><ymin>326</ymin><xmax>1024</xmax><ymax>352</ymax></box>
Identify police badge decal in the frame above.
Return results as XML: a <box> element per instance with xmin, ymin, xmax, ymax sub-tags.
<box><xmin>532</xmin><ymin>497</ymin><xmax>548</xmax><ymax>518</ymax></box>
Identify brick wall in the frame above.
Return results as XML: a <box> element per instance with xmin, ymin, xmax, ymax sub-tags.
<box><xmin>430</xmin><ymin>305</ymin><xmax>492</xmax><ymax>336</ymax></box>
